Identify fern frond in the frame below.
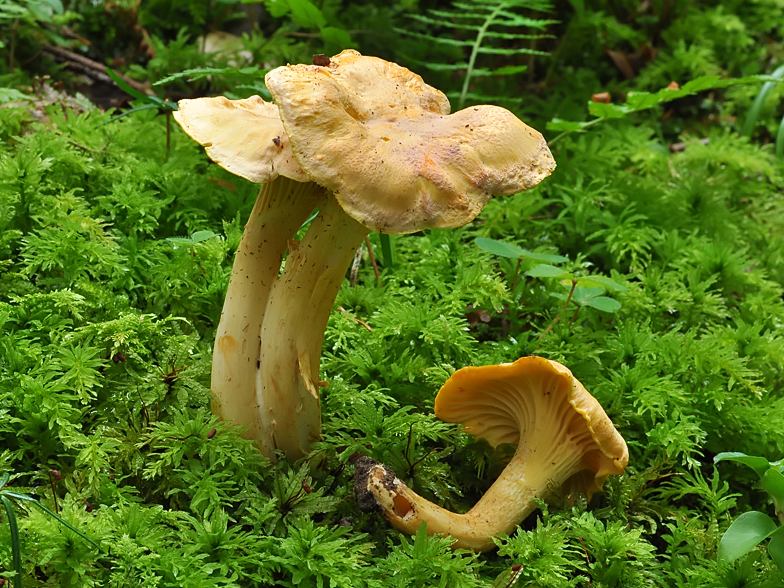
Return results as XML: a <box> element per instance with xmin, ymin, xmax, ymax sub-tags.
<box><xmin>400</xmin><ymin>0</ymin><xmax>554</xmax><ymax>109</ymax></box>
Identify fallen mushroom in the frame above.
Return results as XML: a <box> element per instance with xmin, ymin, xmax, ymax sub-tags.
<box><xmin>355</xmin><ymin>356</ymin><xmax>629</xmax><ymax>552</ymax></box>
<box><xmin>257</xmin><ymin>50</ymin><xmax>556</xmax><ymax>460</ymax></box>
<box><xmin>173</xmin><ymin>96</ymin><xmax>326</xmax><ymax>454</ymax></box>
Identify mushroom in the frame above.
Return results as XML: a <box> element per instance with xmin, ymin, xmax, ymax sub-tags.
<box><xmin>257</xmin><ymin>50</ymin><xmax>556</xmax><ymax>460</ymax></box>
<box><xmin>354</xmin><ymin>356</ymin><xmax>629</xmax><ymax>552</ymax></box>
<box><xmin>173</xmin><ymin>96</ymin><xmax>327</xmax><ymax>454</ymax></box>
<box><xmin>174</xmin><ymin>51</ymin><xmax>555</xmax><ymax>461</ymax></box>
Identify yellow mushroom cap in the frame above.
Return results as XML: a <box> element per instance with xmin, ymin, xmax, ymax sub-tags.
<box><xmin>265</xmin><ymin>50</ymin><xmax>556</xmax><ymax>234</ymax></box>
<box><xmin>435</xmin><ymin>356</ymin><xmax>629</xmax><ymax>496</ymax></box>
<box><xmin>173</xmin><ymin>95</ymin><xmax>309</xmax><ymax>183</ymax></box>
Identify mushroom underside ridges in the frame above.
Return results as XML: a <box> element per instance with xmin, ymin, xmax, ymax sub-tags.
<box><xmin>173</xmin><ymin>95</ymin><xmax>308</xmax><ymax>183</ymax></box>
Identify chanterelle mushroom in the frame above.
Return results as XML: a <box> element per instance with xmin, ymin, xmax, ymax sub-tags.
<box><xmin>256</xmin><ymin>50</ymin><xmax>555</xmax><ymax>460</ymax></box>
<box><xmin>175</xmin><ymin>51</ymin><xmax>555</xmax><ymax>462</ymax></box>
<box><xmin>173</xmin><ymin>96</ymin><xmax>326</xmax><ymax>454</ymax></box>
<box><xmin>355</xmin><ymin>356</ymin><xmax>629</xmax><ymax>552</ymax></box>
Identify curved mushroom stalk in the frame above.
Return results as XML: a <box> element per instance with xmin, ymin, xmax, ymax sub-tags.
<box><xmin>256</xmin><ymin>195</ymin><xmax>369</xmax><ymax>459</ymax></box>
<box><xmin>176</xmin><ymin>52</ymin><xmax>556</xmax><ymax>462</ymax></box>
<box><xmin>259</xmin><ymin>51</ymin><xmax>555</xmax><ymax>460</ymax></box>
<box><xmin>355</xmin><ymin>357</ymin><xmax>629</xmax><ymax>552</ymax></box>
<box><xmin>173</xmin><ymin>96</ymin><xmax>325</xmax><ymax>449</ymax></box>
<box><xmin>212</xmin><ymin>176</ymin><xmax>326</xmax><ymax>446</ymax></box>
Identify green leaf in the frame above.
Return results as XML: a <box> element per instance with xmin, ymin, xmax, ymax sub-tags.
<box><xmin>320</xmin><ymin>26</ymin><xmax>353</xmax><ymax>49</ymax></box>
<box><xmin>583</xmin><ymin>75</ymin><xmax>780</xmax><ymax>125</ymax></box>
<box><xmin>190</xmin><ymin>230</ymin><xmax>217</xmax><ymax>244</ymax></box>
<box><xmin>742</xmin><ymin>66</ymin><xmax>784</xmax><ymax>137</ymax></box>
<box><xmin>492</xmin><ymin>65</ymin><xmax>529</xmax><ymax>76</ymax></box>
<box><xmin>286</xmin><ymin>0</ymin><xmax>326</xmax><ymax>28</ymax></box>
<box><xmin>475</xmin><ymin>237</ymin><xmax>526</xmax><ymax>258</ymax></box>
<box><xmin>588</xmin><ymin>101</ymin><xmax>632</xmax><ymax>119</ymax></box>
<box><xmin>714</xmin><ymin>452</ymin><xmax>772</xmax><ymax>478</ymax></box>
<box><xmin>105</xmin><ymin>67</ymin><xmax>151</xmax><ymax>102</ymax></box>
<box><xmin>776</xmin><ymin>113</ymin><xmax>784</xmax><ymax>159</ymax></box>
<box><xmin>97</xmin><ymin>104</ymin><xmax>163</xmax><ymax>127</ymax></box>
<box><xmin>0</xmin><ymin>88</ymin><xmax>33</xmax><ymax>104</ymax></box>
<box><xmin>769</xmin><ymin>533</ymin><xmax>784</xmax><ymax>573</ymax></box>
<box><xmin>718</xmin><ymin>511</ymin><xmax>779</xmax><ymax>563</ymax></box>
<box><xmin>570</xmin><ymin>286</ymin><xmax>604</xmax><ymax>303</ymax></box>
<box><xmin>166</xmin><ymin>236</ymin><xmax>195</xmax><ymax>245</ymax></box>
<box><xmin>584</xmin><ymin>296</ymin><xmax>621</xmax><ymax>313</ymax></box>
<box><xmin>262</xmin><ymin>0</ymin><xmax>290</xmax><ymax>17</ymax></box>
<box><xmin>154</xmin><ymin>66</ymin><xmax>262</xmax><ymax>87</ymax></box>
<box><xmin>3</xmin><ymin>491</ymin><xmax>100</xmax><ymax>548</ymax></box>
<box><xmin>575</xmin><ymin>276</ymin><xmax>628</xmax><ymax>292</ymax></box>
<box><xmin>526</xmin><ymin>264</ymin><xmax>571</xmax><ymax>278</ymax></box>
<box><xmin>475</xmin><ymin>237</ymin><xmax>567</xmax><ymax>262</ymax></box>
<box><xmin>379</xmin><ymin>233</ymin><xmax>395</xmax><ymax>268</ymax></box>
<box><xmin>38</xmin><ymin>0</ymin><xmax>63</xmax><ymax>13</ymax></box>
<box><xmin>761</xmin><ymin>469</ymin><xmax>784</xmax><ymax>505</ymax></box>
<box><xmin>546</xmin><ymin>118</ymin><xmax>593</xmax><ymax>132</ymax></box>
<box><xmin>523</xmin><ymin>250</ymin><xmax>568</xmax><ymax>263</ymax></box>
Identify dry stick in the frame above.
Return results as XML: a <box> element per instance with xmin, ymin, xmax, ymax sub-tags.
<box><xmin>364</xmin><ymin>236</ymin><xmax>381</xmax><ymax>284</ymax></box>
<box><xmin>349</xmin><ymin>242</ymin><xmax>364</xmax><ymax>287</ymax></box>
<box><xmin>42</xmin><ymin>44</ymin><xmax>151</xmax><ymax>95</ymax></box>
<box><xmin>47</xmin><ymin>471</ymin><xmax>60</xmax><ymax>515</ymax></box>
<box><xmin>337</xmin><ymin>307</ymin><xmax>373</xmax><ymax>332</ymax></box>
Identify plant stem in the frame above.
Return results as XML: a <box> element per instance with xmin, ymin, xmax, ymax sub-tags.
<box><xmin>364</xmin><ymin>236</ymin><xmax>380</xmax><ymax>284</ymax></box>
<box><xmin>47</xmin><ymin>472</ymin><xmax>59</xmax><ymax>514</ymax></box>
<box><xmin>165</xmin><ymin>110</ymin><xmax>171</xmax><ymax>162</ymax></box>
<box><xmin>536</xmin><ymin>279</ymin><xmax>577</xmax><ymax>343</ymax></box>
<box><xmin>547</xmin><ymin>117</ymin><xmax>604</xmax><ymax>147</ymax></box>
<box><xmin>257</xmin><ymin>195</ymin><xmax>369</xmax><ymax>460</ymax></box>
<box><xmin>510</xmin><ymin>258</ymin><xmax>522</xmax><ymax>293</ymax></box>
<box><xmin>459</xmin><ymin>2</ymin><xmax>507</xmax><ymax>110</ymax></box>
<box><xmin>211</xmin><ymin>177</ymin><xmax>325</xmax><ymax>451</ymax></box>
<box><xmin>9</xmin><ymin>19</ymin><xmax>18</xmax><ymax>74</ymax></box>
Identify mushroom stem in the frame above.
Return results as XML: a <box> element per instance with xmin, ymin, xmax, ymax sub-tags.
<box><xmin>211</xmin><ymin>176</ymin><xmax>325</xmax><ymax>448</ymax></box>
<box><xmin>358</xmin><ymin>435</ymin><xmax>588</xmax><ymax>552</ymax></box>
<box><xmin>257</xmin><ymin>194</ymin><xmax>370</xmax><ymax>460</ymax></box>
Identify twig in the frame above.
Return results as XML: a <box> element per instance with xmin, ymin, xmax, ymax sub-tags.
<box><xmin>337</xmin><ymin>307</ymin><xmax>372</xmax><ymax>332</ymax></box>
<box><xmin>47</xmin><ymin>471</ymin><xmax>60</xmax><ymax>515</ymax></box>
<box><xmin>42</xmin><ymin>23</ymin><xmax>92</xmax><ymax>46</ymax></box>
<box><xmin>364</xmin><ymin>236</ymin><xmax>381</xmax><ymax>284</ymax></box>
<box><xmin>349</xmin><ymin>242</ymin><xmax>364</xmax><ymax>287</ymax></box>
<box><xmin>42</xmin><ymin>44</ymin><xmax>151</xmax><ymax>96</ymax></box>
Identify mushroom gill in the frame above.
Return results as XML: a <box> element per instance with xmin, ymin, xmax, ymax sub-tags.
<box><xmin>355</xmin><ymin>356</ymin><xmax>629</xmax><ymax>552</ymax></box>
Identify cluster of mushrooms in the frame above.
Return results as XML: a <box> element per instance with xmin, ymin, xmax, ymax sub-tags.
<box><xmin>174</xmin><ymin>50</ymin><xmax>628</xmax><ymax>551</ymax></box>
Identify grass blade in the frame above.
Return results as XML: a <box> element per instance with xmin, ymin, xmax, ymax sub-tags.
<box><xmin>776</xmin><ymin>113</ymin><xmax>784</xmax><ymax>158</ymax></box>
<box><xmin>96</xmin><ymin>104</ymin><xmax>161</xmax><ymax>127</ymax></box>
<box><xmin>3</xmin><ymin>491</ymin><xmax>99</xmax><ymax>549</ymax></box>
<box><xmin>1</xmin><ymin>495</ymin><xmax>23</xmax><ymax>588</ymax></box>
<box><xmin>105</xmin><ymin>67</ymin><xmax>153</xmax><ymax>103</ymax></box>
<box><xmin>379</xmin><ymin>233</ymin><xmax>395</xmax><ymax>268</ymax></box>
<box><xmin>741</xmin><ymin>64</ymin><xmax>784</xmax><ymax>137</ymax></box>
